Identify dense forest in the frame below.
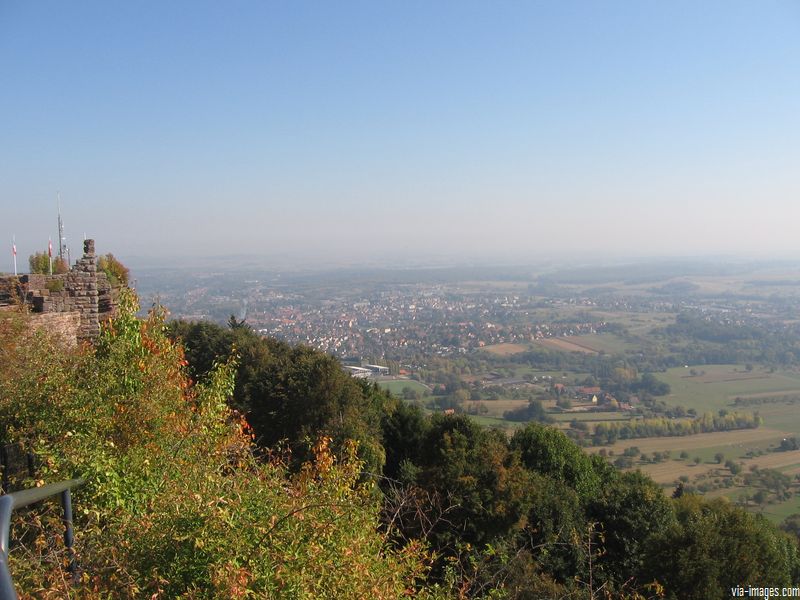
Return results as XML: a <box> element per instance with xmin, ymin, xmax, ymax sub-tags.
<box><xmin>1</xmin><ymin>292</ymin><xmax>799</xmax><ymax>598</ymax></box>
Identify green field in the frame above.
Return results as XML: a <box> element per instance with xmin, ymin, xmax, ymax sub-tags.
<box><xmin>753</xmin><ymin>498</ymin><xmax>800</xmax><ymax>524</ymax></box>
<box><xmin>655</xmin><ymin>364</ymin><xmax>800</xmax><ymax>414</ymax></box>
<box><xmin>467</xmin><ymin>414</ymin><xmax>520</xmax><ymax>430</ymax></box>
<box><xmin>551</xmin><ymin>412</ymin><xmax>630</xmax><ymax>423</ymax></box>
<box><xmin>376</xmin><ymin>379</ymin><xmax>431</xmax><ymax>396</ymax></box>
<box><xmin>532</xmin><ymin>333</ymin><xmax>632</xmax><ymax>355</ymax></box>
<box><xmin>457</xmin><ymin>398</ymin><xmax>528</xmax><ymax>418</ymax></box>
<box><xmin>573</xmin><ymin>364</ymin><xmax>800</xmax><ymax>520</ymax></box>
<box><xmin>590</xmin><ymin>311</ymin><xmax>677</xmax><ymax>336</ymax></box>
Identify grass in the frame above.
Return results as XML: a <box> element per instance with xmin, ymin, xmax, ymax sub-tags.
<box><xmin>377</xmin><ymin>379</ymin><xmax>431</xmax><ymax>396</ymax></box>
<box><xmin>702</xmin><ymin>480</ymin><xmax>800</xmax><ymax>525</ymax></box>
<box><xmin>753</xmin><ymin>402</ymin><xmax>800</xmax><ymax>433</ymax></box>
<box><xmin>531</xmin><ymin>333</ymin><xmax>636</xmax><ymax>356</ymax></box>
<box><xmin>759</xmin><ymin>495</ymin><xmax>800</xmax><ymax>524</ymax></box>
<box><xmin>536</xmin><ymin>338</ymin><xmax>598</xmax><ymax>354</ymax></box>
<box><xmin>465</xmin><ymin>398</ymin><xmax>528</xmax><ymax>418</ymax></box>
<box><xmin>551</xmin><ymin>412</ymin><xmax>630</xmax><ymax>423</ymax></box>
<box><xmin>590</xmin><ymin>311</ymin><xmax>678</xmax><ymax>336</ymax></box>
<box><xmin>467</xmin><ymin>414</ymin><xmax>521</xmax><ymax>431</ymax></box>
<box><xmin>590</xmin><ymin>428</ymin><xmax>791</xmax><ymax>461</ymax></box>
<box><xmin>655</xmin><ymin>365</ymin><xmax>800</xmax><ymax>414</ymax></box>
<box><xmin>630</xmin><ymin>459</ymin><xmax>727</xmax><ymax>486</ymax></box>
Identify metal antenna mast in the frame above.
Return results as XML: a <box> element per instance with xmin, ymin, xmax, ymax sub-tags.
<box><xmin>57</xmin><ymin>192</ymin><xmax>69</xmax><ymax>264</ymax></box>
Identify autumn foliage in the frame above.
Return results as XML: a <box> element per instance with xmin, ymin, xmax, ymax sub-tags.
<box><xmin>0</xmin><ymin>291</ymin><xmax>431</xmax><ymax>598</ymax></box>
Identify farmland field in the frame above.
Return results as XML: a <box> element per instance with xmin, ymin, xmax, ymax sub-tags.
<box><xmin>465</xmin><ymin>398</ymin><xmax>528</xmax><ymax>418</ymax></box>
<box><xmin>468</xmin><ymin>415</ymin><xmax>520</xmax><ymax>430</ymax></box>
<box><xmin>655</xmin><ymin>365</ymin><xmax>800</xmax><ymax>414</ymax></box>
<box><xmin>590</xmin><ymin>427</ymin><xmax>791</xmax><ymax>459</ymax></box>
<box><xmin>376</xmin><ymin>379</ymin><xmax>431</xmax><ymax>395</ymax></box>
<box><xmin>536</xmin><ymin>337</ymin><xmax>599</xmax><ymax>354</ymax></box>
<box><xmin>551</xmin><ymin>412</ymin><xmax>631</xmax><ymax>423</ymax></box>
<box><xmin>482</xmin><ymin>343</ymin><xmax>529</xmax><ymax>356</ymax></box>
<box><xmin>580</xmin><ymin>362</ymin><xmax>800</xmax><ymax>514</ymax></box>
<box><xmin>590</xmin><ymin>311</ymin><xmax>677</xmax><ymax>336</ymax></box>
<box><xmin>633</xmin><ymin>447</ymin><xmax>800</xmax><ymax>485</ymax></box>
<box><xmin>533</xmin><ymin>333</ymin><xmax>632</xmax><ymax>355</ymax></box>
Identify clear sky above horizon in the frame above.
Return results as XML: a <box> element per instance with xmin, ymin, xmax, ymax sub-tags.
<box><xmin>1</xmin><ymin>1</ymin><xmax>799</xmax><ymax>269</ymax></box>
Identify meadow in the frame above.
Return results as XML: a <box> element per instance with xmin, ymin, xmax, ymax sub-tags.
<box><xmin>656</xmin><ymin>365</ymin><xmax>800</xmax><ymax>415</ymax></box>
<box><xmin>580</xmin><ymin>365</ymin><xmax>800</xmax><ymax>522</ymax></box>
<box><xmin>375</xmin><ymin>378</ymin><xmax>431</xmax><ymax>396</ymax></box>
<box><xmin>533</xmin><ymin>332</ymin><xmax>633</xmax><ymax>355</ymax></box>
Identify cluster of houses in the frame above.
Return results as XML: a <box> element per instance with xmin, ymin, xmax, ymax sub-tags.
<box><xmin>554</xmin><ymin>383</ymin><xmax>636</xmax><ymax>412</ymax></box>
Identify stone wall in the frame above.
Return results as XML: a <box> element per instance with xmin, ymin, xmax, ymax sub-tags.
<box><xmin>0</xmin><ymin>239</ymin><xmax>119</xmax><ymax>344</ymax></box>
<box><xmin>26</xmin><ymin>312</ymin><xmax>82</xmax><ymax>348</ymax></box>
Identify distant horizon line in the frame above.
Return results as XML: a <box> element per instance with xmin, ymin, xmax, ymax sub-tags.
<box><xmin>121</xmin><ymin>252</ymin><xmax>800</xmax><ymax>271</ymax></box>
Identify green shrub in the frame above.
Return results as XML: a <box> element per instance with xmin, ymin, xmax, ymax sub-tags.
<box><xmin>28</xmin><ymin>252</ymin><xmax>68</xmax><ymax>274</ymax></box>
<box><xmin>0</xmin><ymin>290</ymin><xmax>431</xmax><ymax>598</ymax></box>
<box><xmin>97</xmin><ymin>253</ymin><xmax>130</xmax><ymax>286</ymax></box>
<box><xmin>45</xmin><ymin>279</ymin><xmax>63</xmax><ymax>292</ymax></box>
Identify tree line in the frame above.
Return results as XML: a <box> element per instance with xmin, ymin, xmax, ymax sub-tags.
<box><xmin>168</xmin><ymin>318</ymin><xmax>798</xmax><ymax>599</ymax></box>
<box><xmin>591</xmin><ymin>412</ymin><xmax>761</xmax><ymax>445</ymax></box>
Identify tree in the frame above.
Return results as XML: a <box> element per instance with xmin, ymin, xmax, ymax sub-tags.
<box><xmin>168</xmin><ymin>319</ymin><xmax>390</xmax><ymax>473</ymax></box>
<box><xmin>587</xmin><ymin>471</ymin><xmax>676</xmax><ymax>587</ymax></box>
<box><xmin>726</xmin><ymin>459</ymin><xmax>743</xmax><ymax>475</ymax></box>
<box><xmin>780</xmin><ymin>514</ymin><xmax>800</xmax><ymax>540</ymax></box>
<box><xmin>28</xmin><ymin>252</ymin><xmax>68</xmax><ymax>274</ymax></box>
<box><xmin>97</xmin><ymin>253</ymin><xmax>129</xmax><ymax>285</ymax></box>
<box><xmin>503</xmin><ymin>400</ymin><xmax>553</xmax><ymax>423</ymax></box>
<box><xmin>644</xmin><ymin>495</ymin><xmax>800</xmax><ymax>599</ymax></box>
<box><xmin>227</xmin><ymin>313</ymin><xmax>248</xmax><ymax>329</ymax></box>
<box><xmin>381</xmin><ymin>400</ymin><xmax>430</xmax><ymax>482</ymax></box>
<box><xmin>409</xmin><ymin>414</ymin><xmax>534</xmax><ymax>552</ymax></box>
<box><xmin>518</xmin><ymin>473</ymin><xmax>586</xmax><ymax>583</ymax></box>
<box><xmin>510</xmin><ymin>422</ymin><xmax>615</xmax><ymax>500</ymax></box>
<box><xmin>556</xmin><ymin>396</ymin><xmax>572</xmax><ymax>409</ymax></box>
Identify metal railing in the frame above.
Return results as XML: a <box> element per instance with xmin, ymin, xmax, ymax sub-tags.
<box><xmin>0</xmin><ymin>478</ymin><xmax>85</xmax><ymax>600</ymax></box>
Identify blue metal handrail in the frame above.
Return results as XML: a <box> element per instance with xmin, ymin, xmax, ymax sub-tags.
<box><xmin>0</xmin><ymin>478</ymin><xmax>85</xmax><ymax>600</ymax></box>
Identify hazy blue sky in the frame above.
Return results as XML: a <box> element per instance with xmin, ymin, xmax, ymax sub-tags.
<box><xmin>2</xmin><ymin>1</ymin><xmax>799</xmax><ymax>269</ymax></box>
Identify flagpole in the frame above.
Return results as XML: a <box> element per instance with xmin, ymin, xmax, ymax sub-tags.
<box><xmin>12</xmin><ymin>235</ymin><xmax>17</xmax><ymax>276</ymax></box>
<box><xmin>48</xmin><ymin>237</ymin><xmax>53</xmax><ymax>275</ymax></box>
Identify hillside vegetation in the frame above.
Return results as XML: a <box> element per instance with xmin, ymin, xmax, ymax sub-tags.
<box><xmin>1</xmin><ymin>293</ymin><xmax>799</xmax><ymax>598</ymax></box>
<box><xmin>0</xmin><ymin>292</ymin><xmax>429</xmax><ymax>599</ymax></box>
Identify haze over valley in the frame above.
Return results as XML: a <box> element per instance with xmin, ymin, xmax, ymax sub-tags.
<box><xmin>3</xmin><ymin>2</ymin><xmax>800</xmax><ymax>598</ymax></box>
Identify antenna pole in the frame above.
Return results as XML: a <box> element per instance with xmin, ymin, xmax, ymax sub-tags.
<box><xmin>57</xmin><ymin>192</ymin><xmax>65</xmax><ymax>261</ymax></box>
<box><xmin>57</xmin><ymin>192</ymin><xmax>70</xmax><ymax>266</ymax></box>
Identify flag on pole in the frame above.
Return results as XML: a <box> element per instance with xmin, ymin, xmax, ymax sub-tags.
<box><xmin>12</xmin><ymin>237</ymin><xmax>17</xmax><ymax>276</ymax></box>
<box><xmin>48</xmin><ymin>238</ymin><xmax>52</xmax><ymax>257</ymax></box>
